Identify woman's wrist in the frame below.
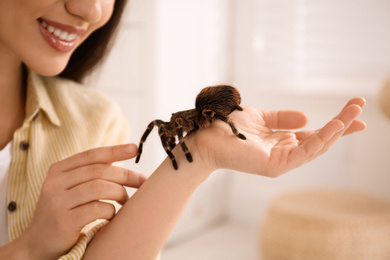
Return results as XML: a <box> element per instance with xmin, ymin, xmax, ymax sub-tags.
<box><xmin>16</xmin><ymin>226</ymin><xmax>60</xmax><ymax>260</ymax></box>
<box><xmin>183</xmin><ymin>130</ymin><xmax>220</xmax><ymax>178</ymax></box>
<box><xmin>188</xmin><ymin>120</ymin><xmax>236</xmax><ymax>173</ymax></box>
<box><xmin>0</xmin><ymin>236</ymin><xmax>32</xmax><ymax>260</ymax></box>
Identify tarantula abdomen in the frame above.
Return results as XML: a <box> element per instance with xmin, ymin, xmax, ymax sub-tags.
<box><xmin>196</xmin><ymin>85</ymin><xmax>242</xmax><ymax>114</ymax></box>
<box><xmin>195</xmin><ymin>85</ymin><xmax>244</xmax><ymax>129</ymax></box>
<box><xmin>135</xmin><ymin>85</ymin><xmax>246</xmax><ymax>170</ymax></box>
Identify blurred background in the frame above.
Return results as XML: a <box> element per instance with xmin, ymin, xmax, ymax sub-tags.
<box><xmin>86</xmin><ymin>0</ymin><xmax>390</xmax><ymax>259</ymax></box>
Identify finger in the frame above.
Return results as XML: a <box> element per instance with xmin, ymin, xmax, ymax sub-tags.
<box><xmin>317</xmin><ymin>104</ymin><xmax>362</xmax><ymax>155</ymax></box>
<box><xmin>333</xmin><ymin>97</ymin><xmax>366</xmax><ymax>121</ymax></box>
<box><xmin>295</xmin><ymin>120</ymin><xmax>366</xmax><ymax>141</ymax></box>
<box><xmin>341</xmin><ymin>97</ymin><xmax>366</xmax><ymax>110</ymax></box>
<box><xmin>289</xmin><ymin>120</ymin><xmax>344</xmax><ymax>165</ymax></box>
<box><xmin>295</xmin><ymin>130</ymin><xmax>316</xmax><ymax>142</ymax></box>
<box><xmin>262</xmin><ymin>110</ymin><xmax>308</xmax><ymax>130</ymax></box>
<box><xmin>71</xmin><ymin>201</ymin><xmax>116</xmax><ymax>230</ymax></box>
<box><xmin>55</xmin><ymin>144</ymin><xmax>138</xmax><ymax>172</ymax></box>
<box><xmin>67</xmin><ymin>180</ymin><xmax>129</xmax><ymax>208</ymax></box>
<box><xmin>335</xmin><ymin>104</ymin><xmax>362</xmax><ymax>130</ymax></box>
<box><xmin>63</xmin><ymin>164</ymin><xmax>146</xmax><ymax>190</ymax></box>
<box><xmin>295</xmin><ymin>104</ymin><xmax>364</xmax><ymax>141</ymax></box>
<box><xmin>342</xmin><ymin>119</ymin><xmax>367</xmax><ymax>136</ymax></box>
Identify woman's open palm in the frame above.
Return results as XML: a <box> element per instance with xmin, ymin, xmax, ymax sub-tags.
<box><xmin>200</xmin><ymin>97</ymin><xmax>366</xmax><ymax>177</ymax></box>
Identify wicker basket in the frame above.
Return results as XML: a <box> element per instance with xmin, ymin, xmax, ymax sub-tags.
<box><xmin>260</xmin><ymin>189</ymin><xmax>390</xmax><ymax>260</ymax></box>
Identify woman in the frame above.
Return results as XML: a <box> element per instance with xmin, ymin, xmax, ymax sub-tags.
<box><xmin>0</xmin><ymin>0</ymin><xmax>366</xmax><ymax>259</ymax></box>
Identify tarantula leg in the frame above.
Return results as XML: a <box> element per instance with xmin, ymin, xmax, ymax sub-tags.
<box><xmin>166</xmin><ymin>136</ymin><xmax>177</xmax><ymax>150</ymax></box>
<box><xmin>214</xmin><ymin>114</ymin><xmax>246</xmax><ymax>140</ymax></box>
<box><xmin>202</xmin><ymin>109</ymin><xmax>216</xmax><ymax>117</ymax></box>
<box><xmin>177</xmin><ymin>127</ymin><xmax>193</xmax><ymax>163</ymax></box>
<box><xmin>158</xmin><ymin>126</ymin><xmax>179</xmax><ymax>170</ymax></box>
<box><xmin>163</xmin><ymin>144</ymin><xmax>178</xmax><ymax>170</ymax></box>
<box><xmin>236</xmin><ymin>105</ymin><xmax>244</xmax><ymax>111</ymax></box>
<box><xmin>136</xmin><ymin>120</ymin><xmax>164</xmax><ymax>163</ymax></box>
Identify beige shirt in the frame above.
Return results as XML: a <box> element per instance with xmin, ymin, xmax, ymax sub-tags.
<box><xmin>7</xmin><ymin>70</ymin><xmax>129</xmax><ymax>259</ymax></box>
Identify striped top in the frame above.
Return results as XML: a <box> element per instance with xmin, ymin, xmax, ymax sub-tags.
<box><xmin>8</xmin><ymin>70</ymin><xmax>129</xmax><ymax>259</ymax></box>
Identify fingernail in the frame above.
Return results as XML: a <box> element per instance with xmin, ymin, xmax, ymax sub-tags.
<box><xmin>124</xmin><ymin>144</ymin><xmax>136</xmax><ymax>154</ymax></box>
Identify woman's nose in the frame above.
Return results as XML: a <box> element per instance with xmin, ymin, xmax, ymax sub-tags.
<box><xmin>65</xmin><ymin>0</ymin><xmax>102</xmax><ymax>24</ymax></box>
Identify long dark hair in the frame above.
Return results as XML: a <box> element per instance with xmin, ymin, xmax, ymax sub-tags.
<box><xmin>59</xmin><ymin>0</ymin><xmax>128</xmax><ymax>82</ymax></box>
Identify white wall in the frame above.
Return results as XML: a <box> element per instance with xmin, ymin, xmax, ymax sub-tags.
<box><xmin>86</xmin><ymin>0</ymin><xmax>158</xmax><ymax>173</ymax></box>
<box><xmin>233</xmin><ymin>0</ymin><xmax>390</xmax><ymax>97</ymax></box>
<box><xmin>228</xmin><ymin>0</ymin><xmax>390</xmax><ymax>226</ymax></box>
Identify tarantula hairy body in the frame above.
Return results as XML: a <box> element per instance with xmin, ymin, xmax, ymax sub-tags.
<box><xmin>135</xmin><ymin>85</ymin><xmax>246</xmax><ymax>170</ymax></box>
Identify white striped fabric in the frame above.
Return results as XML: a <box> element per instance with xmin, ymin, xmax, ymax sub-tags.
<box><xmin>8</xmin><ymin>70</ymin><xmax>129</xmax><ymax>259</ymax></box>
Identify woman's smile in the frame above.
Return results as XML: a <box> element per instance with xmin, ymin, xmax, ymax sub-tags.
<box><xmin>0</xmin><ymin>0</ymin><xmax>114</xmax><ymax>75</ymax></box>
<box><xmin>37</xmin><ymin>18</ymin><xmax>86</xmax><ymax>53</ymax></box>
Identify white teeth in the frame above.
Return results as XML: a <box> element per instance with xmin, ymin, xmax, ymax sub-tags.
<box><xmin>66</xmin><ymin>34</ymin><xmax>77</xmax><ymax>41</ymax></box>
<box><xmin>54</xmin><ymin>29</ymin><xmax>61</xmax><ymax>37</ymax></box>
<box><xmin>47</xmin><ymin>25</ymin><xmax>55</xmax><ymax>33</ymax></box>
<box><xmin>59</xmin><ymin>31</ymin><xmax>68</xmax><ymax>40</ymax></box>
<box><xmin>40</xmin><ymin>20</ymin><xmax>77</xmax><ymax>42</ymax></box>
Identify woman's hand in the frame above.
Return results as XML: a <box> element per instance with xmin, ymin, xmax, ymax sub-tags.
<box><xmin>195</xmin><ymin>97</ymin><xmax>366</xmax><ymax>177</ymax></box>
<box><xmin>20</xmin><ymin>144</ymin><xmax>145</xmax><ymax>260</ymax></box>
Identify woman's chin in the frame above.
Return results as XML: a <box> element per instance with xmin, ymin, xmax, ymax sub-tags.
<box><xmin>25</xmin><ymin>61</ymin><xmax>68</xmax><ymax>77</ymax></box>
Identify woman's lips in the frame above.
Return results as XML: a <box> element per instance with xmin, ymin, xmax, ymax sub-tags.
<box><xmin>37</xmin><ymin>18</ymin><xmax>86</xmax><ymax>53</ymax></box>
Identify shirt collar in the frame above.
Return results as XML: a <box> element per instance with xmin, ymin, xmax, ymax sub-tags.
<box><xmin>25</xmin><ymin>70</ymin><xmax>61</xmax><ymax>127</ymax></box>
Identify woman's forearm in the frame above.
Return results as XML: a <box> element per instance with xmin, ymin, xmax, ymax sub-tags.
<box><xmin>83</xmin><ymin>139</ymin><xmax>213</xmax><ymax>260</ymax></box>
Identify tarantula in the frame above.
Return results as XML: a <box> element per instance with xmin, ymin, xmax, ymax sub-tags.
<box><xmin>135</xmin><ymin>85</ymin><xmax>246</xmax><ymax>170</ymax></box>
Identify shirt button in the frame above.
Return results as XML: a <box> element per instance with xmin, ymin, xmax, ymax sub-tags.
<box><xmin>8</xmin><ymin>201</ymin><xmax>17</xmax><ymax>212</ymax></box>
<box><xmin>19</xmin><ymin>142</ymin><xmax>30</xmax><ymax>150</ymax></box>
